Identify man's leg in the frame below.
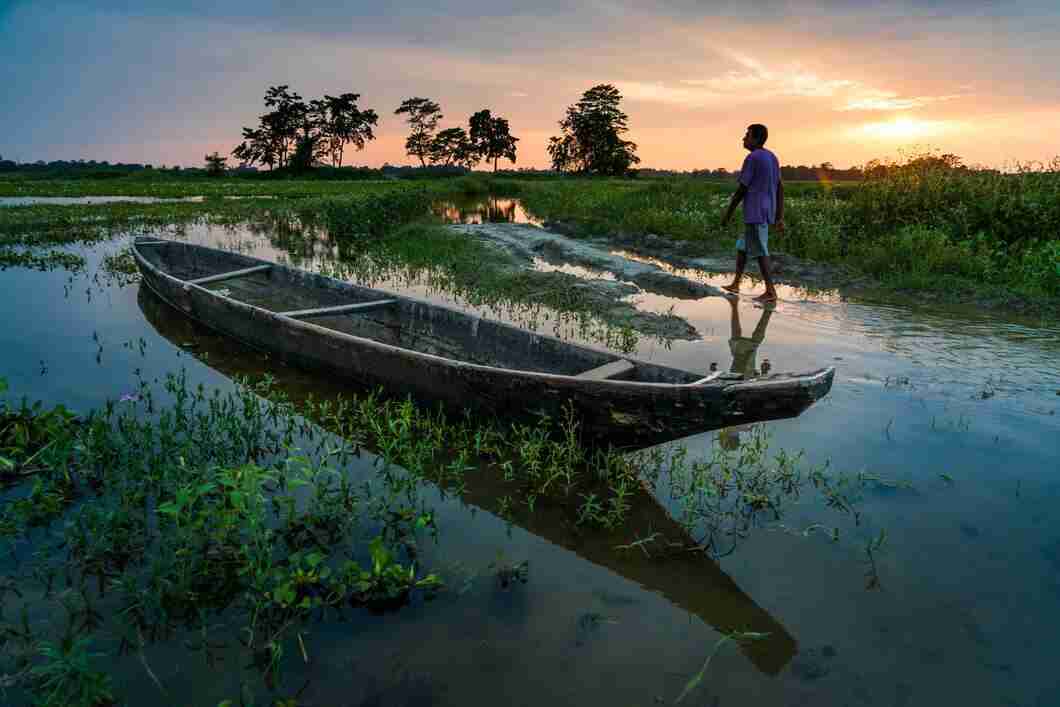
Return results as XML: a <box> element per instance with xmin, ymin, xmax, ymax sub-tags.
<box><xmin>723</xmin><ymin>249</ymin><xmax>747</xmax><ymax>294</ymax></box>
<box><xmin>754</xmin><ymin>255</ymin><xmax>778</xmax><ymax>301</ymax></box>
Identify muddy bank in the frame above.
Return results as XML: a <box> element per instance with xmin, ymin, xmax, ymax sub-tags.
<box><xmin>542</xmin><ymin>220</ymin><xmax>1060</xmax><ymax>319</ymax></box>
<box><xmin>447</xmin><ymin>223</ymin><xmax>699</xmax><ymax>340</ymax></box>
<box><xmin>506</xmin><ymin>269</ymin><xmax>698</xmax><ymax>340</ymax></box>
<box><xmin>450</xmin><ymin>223</ymin><xmax>726</xmax><ymax>299</ymax></box>
<box><xmin>541</xmin><ymin>220</ymin><xmax>870</xmax><ymax>294</ymax></box>
<box><xmin>450</xmin><ymin>221</ymin><xmax>860</xmax><ymax>306</ymax></box>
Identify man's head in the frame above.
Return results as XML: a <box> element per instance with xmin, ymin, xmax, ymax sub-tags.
<box><xmin>743</xmin><ymin>124</ymin><xmax>768</xmax><ymax>151</ymax></box>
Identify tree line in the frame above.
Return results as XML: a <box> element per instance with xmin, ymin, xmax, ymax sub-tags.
<box><xmin>226</xmin><ymin>83</ymin><xmax>649</xmax><ymax>176</ymax></box>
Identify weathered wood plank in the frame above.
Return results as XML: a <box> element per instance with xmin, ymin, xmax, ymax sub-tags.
<box><xmin>278</xmin><ymin>300</ymin><xmax>397</xmax><ymax>319</ymax></box>
<box><xmin>575</xmin><ymin>359</ymin><xmax>635</xmax><ymax>380</ymax></box>
<box><xmin>691</xmin><ymin>371</ymin><xmax>746</xmax><ymax>385</ymax></box>
<box><xmin>189</xmin><ymin>264</ymin><xmax>272</xmax><ymax>286</ymax></box>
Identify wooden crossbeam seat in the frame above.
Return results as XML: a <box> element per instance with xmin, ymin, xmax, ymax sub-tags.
<box><xmin>189</xmin><ymin>264</ymin><xmax>272</xmax><ymax>286</ymax></box>
<box><xmin>278</xmin><ymin>300</ymin><xmax>397</xmax><ymax>319</ymax></box>
<box><xmin>575</xmin><ymin>359</ymin><xmax>635</xmax><ymax>380</ymax></box>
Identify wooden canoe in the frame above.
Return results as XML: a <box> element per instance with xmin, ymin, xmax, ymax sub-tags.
<box><xmin>132</xmin><ymin>236</ymin><xmax>834</xmax><ymax>448</ymax></box>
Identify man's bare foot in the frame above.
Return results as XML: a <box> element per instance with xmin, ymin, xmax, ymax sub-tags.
<box><xmin>753</xmin><ymin>292</ymin><xmax>778</xmax><ymax>303</ymax></box>
<box><xmin>722</xmin><ymin>283</ymin><xmax>741</xmax><ymax>295</ymax></box>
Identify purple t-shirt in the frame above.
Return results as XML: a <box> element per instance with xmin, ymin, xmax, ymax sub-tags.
<box><xmin>739</xmin><ymin>148</ymin><xmax>780</xmax><ymax>224</ymax></box>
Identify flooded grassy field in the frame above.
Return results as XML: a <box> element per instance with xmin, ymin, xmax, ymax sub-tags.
<box><xmin>1</xmin><ymin>188</ymin><xmax>1059</xmax><ymax>706</ymax></box>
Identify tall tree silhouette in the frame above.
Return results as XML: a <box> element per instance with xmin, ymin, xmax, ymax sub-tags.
<box><xmin>310</xmin><ymin>93</ymin><xmax>378</xmax><ymax>167</ymax></box>
<box><xmin>548</xmin><ymin>84</ymin><xmax>639</xmax><ymax>176</ymax></box>
<box><xmin>469</xmin><ymin>109</ymin><xmax>519</xmax><ymax>172</ymax></box>
<box><xmin>395</xmin><ymin>97</ymin><xmax>443</xmax><ymax>167</ymax></box>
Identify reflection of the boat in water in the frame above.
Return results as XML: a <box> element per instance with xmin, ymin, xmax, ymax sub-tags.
<box><xmin>137</xmin><ymin>285</ymin><xmax>798</xmax><ymax>675</ymax></box>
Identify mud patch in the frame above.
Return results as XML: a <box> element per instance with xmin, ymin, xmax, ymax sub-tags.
<box><xmin>450</xmin><ymin>223</ymin><xmax>725</xmax><ymax>299</ymax></box>
<box><xmin>446</xmin><ymin>223</ymin><xmax>703</xmax><ymax>340</ymax></box>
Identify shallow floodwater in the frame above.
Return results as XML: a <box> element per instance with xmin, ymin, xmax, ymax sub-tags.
<box><xmin>2</xmin><ymin>199</ymin><xmax>1059</xmax><ymax>706</ymax></box>
<box><xmin>0</xmin><ymin>195</ymin><xmax>277</xmax><ymax>206</ymax></box>
<box><xmin>0</xmin><ymin>195</ymin><xmax>210</xmax><ymax>206</ymax></box>
<box><xmin>432</xmin><ymin>194</ymin><xmax>541</xmax><ymax>225</ymax></box>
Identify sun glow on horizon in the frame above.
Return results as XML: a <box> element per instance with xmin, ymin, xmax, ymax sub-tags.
<box><xmin>853</xmin><ymin>116</ymin><xmax>963</xmax><ymax>141</ymax></box>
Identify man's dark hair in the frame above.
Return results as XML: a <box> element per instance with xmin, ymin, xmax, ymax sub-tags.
<box><xmin>747</xmin><ymin>123</ymin><xmax>769</xmax><ymax>145</ymax></box>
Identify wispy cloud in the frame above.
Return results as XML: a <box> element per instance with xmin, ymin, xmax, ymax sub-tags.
<box><xmin>692</xmin><ymin>51</ymin><xmax>858</xmax><ymax>98</ymax></box>
<box><xmin>839</xmin><ymin>91</ymin><xmax>964</xmax><ymax>111</ymax></box>
<box><xmin>620</xmin><ymin>51</ymin><xmax>965</xmax><ymax>114</ymax></box>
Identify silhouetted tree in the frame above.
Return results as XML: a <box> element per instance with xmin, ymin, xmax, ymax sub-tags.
<box><xmin>469</xmin><ymin>109</ymin><xmax>519</xmax><ymax>172</ymax></box>
<box><xmin>263</xmin><ymin>85</ymin><xmax>307</xmax><ymax>168</ymax></box>
<box><xmin>204</xmin><ymin>152</ymin><xmax>227</xmax><ymax>176</ymax></box>
<box><xmin>232</xmin><ymin>126</ymin><xmax>278</xmax><ymax>170</ymax></box>
<box><xmin>311</xmin><ymin>93</ymin><xmax>379</xmax><ymax>167</ymax></box>
<box><xmin>231</xmin><ymin>85</ymin><xmax>306</xmax><ymax>169</ymax></box>
<box><xmin>548</xmin><ymin>84</ymin><xmax>640</xmax><ymax>176</ymax></box>
<box><xmin>395</xmin><ymin>97</ymin><xmax>443</xmax><ymax>167</ymax></box>
<box><xmin>429</xmin><ymin>127</ymin><xmax>476</xmax><ymax>167</ymax></box>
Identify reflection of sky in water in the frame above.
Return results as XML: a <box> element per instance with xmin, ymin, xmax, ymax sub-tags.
<box><xmin>1</xmin><ymin>208</ymin><xmax>1059</xmax><ymax>705</ymax></box>
<box><xmin>432</xmin><ymin>196</ymin><xmax>542</xmax><ymax>225</ymax></box>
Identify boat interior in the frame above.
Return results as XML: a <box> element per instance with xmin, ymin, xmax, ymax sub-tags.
<box><xmin>135</xmin><ymin>238</ymin><xmax>708</xmax><ymax>384</ymax></box>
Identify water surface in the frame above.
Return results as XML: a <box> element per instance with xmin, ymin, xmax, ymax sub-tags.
<box><xmin>2</xmin><ymin>199</ymin><xmax>1059</xmax><ymax>705</ymax></box>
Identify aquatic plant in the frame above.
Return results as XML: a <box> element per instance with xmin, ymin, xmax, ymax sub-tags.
<box><xmin>99</xmin><ymin>247</ymin><xmax>140</xmax><ymax>286</ymax></box>
<box><xmin>674</xmin><ymin>630</ymin><xmax>770</xmax><ymax>704</ymax></box>
<box><xmin>29</xmin><ymin>637</ymin><xmax>113</xmax><ymax>707</ymax></box>
<box><xmin>0</xmin><ymin>388</ymin><xmax>79</xmax><ymax>484</ymax></box>
<box><xmin>0</xmin><ymin>248</ymin><xmax>85</xmax><ymax>273</ymax></box>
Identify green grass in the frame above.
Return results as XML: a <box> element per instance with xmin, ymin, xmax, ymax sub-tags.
<box><xmin>5</xmin><ymin>165</ymin><xmax>1054</xmax><ymax>308</ymax></box>
<box><xmin>0</xmin><ymin>183</ymin><xmax>440</xmax><ymax>247</ymax></box>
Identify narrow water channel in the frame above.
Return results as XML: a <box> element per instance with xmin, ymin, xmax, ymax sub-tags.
<box><xmin>1</xmin><ymin>198</ymin><xmax>1058</xmax><ymax>705</ymax></box>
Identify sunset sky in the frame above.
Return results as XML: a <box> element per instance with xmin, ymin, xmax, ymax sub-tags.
<box><xmin>2</xmin><ymin>1</ymin><xmax>1058</xmax><ymax>170</ymax></box>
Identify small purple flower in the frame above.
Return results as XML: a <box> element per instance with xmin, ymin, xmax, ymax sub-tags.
<box><xmin>119</xmin><ymin>392</ymin><xmax>141</xmax><ymax>403</ymax></box>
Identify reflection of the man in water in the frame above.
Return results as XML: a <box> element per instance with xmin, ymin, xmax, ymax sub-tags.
<box><xmin>728</xmin><ymin>297</ymin><xmax>774</xmax><ymax>377</ymax></box>
<box><xmin>719</xmin><ymin>298</ymin><xmax>775</xmax><ymax>449</ymax></box>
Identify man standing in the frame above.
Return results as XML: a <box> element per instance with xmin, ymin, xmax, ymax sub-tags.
<box><xmin>721</xmin><ymin>124</ymin><xmax>784</xmax><ymax>302</ymax></box>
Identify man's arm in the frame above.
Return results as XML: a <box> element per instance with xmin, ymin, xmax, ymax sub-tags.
<box><xmin>775</xmin><ymin>179</ymin><xmax>785</xmax><ymax>233</ymax></box>
<box><xmin>722</xmin><ymin>183</ymin><xmax>748</xmax><ymax>226</ymax></box>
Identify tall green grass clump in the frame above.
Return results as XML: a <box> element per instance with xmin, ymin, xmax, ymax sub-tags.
<box><xmin>835</xmin><ymin>154</ymin><xmax>1060</xmax><ymax>298</ymax></box>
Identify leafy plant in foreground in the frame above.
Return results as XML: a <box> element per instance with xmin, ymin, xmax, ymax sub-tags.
<box><xmin>29</xmin><ymin>637</ymin><xmax>113</xmax><ymax>707</ymax></box>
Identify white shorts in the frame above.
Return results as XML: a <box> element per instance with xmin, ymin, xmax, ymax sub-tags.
<box><xmin>736</xmin><ymin>223</ymin><xmax>769</xmax><ymax>258</ymax></box>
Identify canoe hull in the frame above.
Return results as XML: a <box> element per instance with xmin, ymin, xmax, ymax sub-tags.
<box><xmin>135</xmin><ymin>239</ymin><xmax>834</xmax><ymax>448</ymax></box>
